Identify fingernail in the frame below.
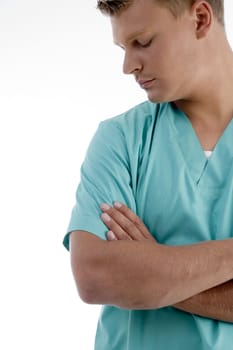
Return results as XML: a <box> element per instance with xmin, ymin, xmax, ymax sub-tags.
<box><xmin>100</xmin><ymin>203</ymin><xmax>111</xmax><ymax>211</ymax></box>
<box><xmin>107</xmin><ymin>231</ymin><xmax>117</xmax><ymax>241</ymax></box>
<box><xmin>114</xmin><ymin>202</ymin><xmax>122</xmax><ymax>208</ymax></box>
<box><xmin>101</xmin><ymin>213</ymin><xmax>111</xmax><ymax>222</ymax></box>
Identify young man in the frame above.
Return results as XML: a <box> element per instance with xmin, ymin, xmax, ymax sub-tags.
<box><xmin>63</xmin><ymin>0</ymin><xmax>233</xmax><ymax>349</ymax></box>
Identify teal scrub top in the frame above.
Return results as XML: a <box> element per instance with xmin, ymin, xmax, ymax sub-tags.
<box><xmin>63</xmin><ymin>101</ymin><xmax>233</xmax><ymax>350</ymax></box>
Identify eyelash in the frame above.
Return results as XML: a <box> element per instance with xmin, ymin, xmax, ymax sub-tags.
<box><xmin>136</xmin><ymin>39</ymin><xmax>152</xmax><ymax>48</ymax></box>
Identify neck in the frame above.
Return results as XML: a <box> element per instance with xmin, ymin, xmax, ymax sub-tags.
<box><xmin>174</xmin><ymin>34</ymin><xmax>233</xmax><ymax>126</ymax></box>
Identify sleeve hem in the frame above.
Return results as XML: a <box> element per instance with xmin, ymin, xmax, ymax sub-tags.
<box><xmin>63</xmin><ymin>219</ymin><xmax>107</xmax><ymax>251</ymax></box>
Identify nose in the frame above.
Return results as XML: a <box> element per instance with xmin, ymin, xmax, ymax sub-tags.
<box><xmin>122</xmin><ymin>50</ymin><xmax>142</xmax><ymax>75</ymax></box>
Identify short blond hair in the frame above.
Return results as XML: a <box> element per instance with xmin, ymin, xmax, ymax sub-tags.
<box><xmin>97</xmin><ymin>0</ymin><xmax>224</xmax><ymax>26</ymax></box>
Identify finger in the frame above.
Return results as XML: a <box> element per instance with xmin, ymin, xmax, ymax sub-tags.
<box><xmin>101</xmin><ymin>212</ymin><xmax>132</xmax><ymax>240</ymax></box>
<box><xmin>106</xmin><ymin>230</ymin><xmax>118</xmax><ymax>241</ymax></box>
<box><xmin>100</xmin><ymin>203</ymin><xmax>145</xmax><ymax>241</ymax></box>
<box><xmin>113</xmin><ymin>202</ymin><xmax>155</xmax><ymax>241</ymax></box>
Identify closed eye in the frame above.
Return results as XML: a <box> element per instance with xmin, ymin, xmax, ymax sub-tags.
<box><xmin>135</xmin><ymin>39</ymin><xmax>152</xmax><ymax>48</ymax></box>
<box><xmin>115</xmin><ymin>38</ymin><xmax>153</xmax><ymax>50</ymax></box>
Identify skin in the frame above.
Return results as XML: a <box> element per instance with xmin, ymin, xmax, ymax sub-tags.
<box><xmin>71</xmin><ymin>227</ymin><xmax>233</xmax><ymax>312</ymax></box>
<box><xmin>70</xmin><ymin>0</ymin><xmax>233</xmax><ymax>321</ymax></box>
<box><xmin>111</xmin><ymin>0</ymin><xmax>233</xmax><ymax>149</ymax></box>
<box><xmin>100</xmin><ymin>203</ymin><xmax>233</xmax><ymax>322</ymax></box>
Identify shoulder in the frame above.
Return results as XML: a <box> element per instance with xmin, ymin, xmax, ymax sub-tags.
<box><xmin>99</xmin><ymin>100</ymin><xmax>168</xmax><ymax>137</ymax></box>
<box><xmin>87</xmin><ymin>101</ymin><xmax>171</xmax><ymax>160</ymax></box>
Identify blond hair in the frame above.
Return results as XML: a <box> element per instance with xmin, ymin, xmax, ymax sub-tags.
<box><xmin>97</xmin><ymin>0</ymin><xmax>224</xmax><ymax>25</ymax></box>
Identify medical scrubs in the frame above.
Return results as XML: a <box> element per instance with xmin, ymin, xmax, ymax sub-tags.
<box><xmin>63</xmin><ymin>101</ymin><xmax>233</xmax><ymax>350</ymax></box>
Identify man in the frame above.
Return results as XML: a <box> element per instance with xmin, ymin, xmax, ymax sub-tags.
<box><xmin>63</xmin><ymin>0</ymin><xmax>233</xmax><ymax>349</ymax></box>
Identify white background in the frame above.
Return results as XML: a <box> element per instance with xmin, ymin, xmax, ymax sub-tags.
<box><xmin>0</xmin><ymin>1</ymin><xmax>232</xmax><ymax>349</ymax></box>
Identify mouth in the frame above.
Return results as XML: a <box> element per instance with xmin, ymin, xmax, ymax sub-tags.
<box><xmin>137</xmin><ymin>78</ymin><xmax>156</xmax><ymax>89</ymax></box>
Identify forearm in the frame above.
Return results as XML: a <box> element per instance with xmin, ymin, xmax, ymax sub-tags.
<box><xmin>104</xmin><ymin>239</ymin><xmax>233</xmax><ymax>309</ymax></box>
<box><xmin>72</xmin><ymin>232</ymin><xmax>233</xmax><ymax>309</ymax></box>
<box><xmin>174</xmin><ymin>280</ymin><xmax>233</xmax><ymax>323</ymax></box>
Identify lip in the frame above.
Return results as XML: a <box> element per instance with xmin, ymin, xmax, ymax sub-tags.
<box><xmin>137</xmin><ymin>78</ymin><xmax>156</xmax><ymax>89</ymax></box>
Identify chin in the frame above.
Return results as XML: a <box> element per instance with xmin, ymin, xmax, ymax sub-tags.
<box><xmin>146</xmin><ymin>89</ymin><xmax>177</xmax><ymax>104</ymax></box>
<box><xmin>147</xmin><ymin>93</ymin><xmax>170</xmax><ymax>104</ymax></box>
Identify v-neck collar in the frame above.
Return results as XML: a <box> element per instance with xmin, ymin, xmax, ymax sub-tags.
<box><xmin>168</xmin><ymin>102</ymin><xmax>233</xmax><ymax>187</ymax></box>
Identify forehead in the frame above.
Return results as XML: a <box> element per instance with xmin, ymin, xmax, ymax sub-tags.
<box><xmin>110</xmin><ymin>0</ymin><xmax>175</xmax><ymax>45</ymax></box>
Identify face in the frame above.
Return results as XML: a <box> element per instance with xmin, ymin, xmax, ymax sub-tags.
<box><xmin>111</xmin><ymin>0</ymin><xmax>201</xmax><ymax>102</ymax></box>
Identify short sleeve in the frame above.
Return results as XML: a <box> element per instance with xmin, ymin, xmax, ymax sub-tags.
<box><xmin>63</xmin><ymin>119</ymin><xmax>136</xmax><ymax>250</ymax></box>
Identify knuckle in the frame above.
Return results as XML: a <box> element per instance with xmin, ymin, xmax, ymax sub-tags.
<box><xmin>124</xmin><ymin>220</ymin><xmax>135</xmax><ymax>232</ymax></box>
<box><xmin>133</xmin><ymin>216</ymin><xmax>142</xmax><ymax>226</ymax></box>
<box><xmin>121</xmin><ymin>234</ymin><xmax>131</xmax><ymax>240</ymax></box>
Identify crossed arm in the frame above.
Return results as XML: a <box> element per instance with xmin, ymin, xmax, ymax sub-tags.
<box><xmin>70</xmin><ymin>202</ymin><xmax>233</xmax><ymax>322</ymax></box>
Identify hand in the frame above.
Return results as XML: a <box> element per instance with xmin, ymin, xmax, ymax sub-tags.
<box><xmin>100</xmin><ymin>202</ymin><xmax>156</xmax><ymax>242</ymax></box>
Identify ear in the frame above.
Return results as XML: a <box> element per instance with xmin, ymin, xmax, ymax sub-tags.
<box><xmin>192</xmin><ymin>1</ymin><xmax>213</xmax><ymax>39</ymax></box>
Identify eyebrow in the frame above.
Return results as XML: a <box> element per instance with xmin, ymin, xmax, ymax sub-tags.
<box><xmin>114</xmin><ymin>30</ymin><xmax>148</xmax><ymax>47</ymax></box>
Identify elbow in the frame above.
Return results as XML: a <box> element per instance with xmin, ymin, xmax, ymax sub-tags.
<box><xmin>72</xmin><ymin>263</ymin><xmax>102</xmax><ymax>305</ymax></box>
<box><xmin>79</xmin><ymin>281</ymin><xmax>102</xmax><ymax>305</ymax></box>
<box><xmin>78</xmin><ymin>285</ymin><xmax>99</xmax><ymax>305</ymax></box>
<box><xmin>71</xmin><ymin>246</ymin><xmax>110</xmax><ymax>305</ymax></box>
<box><xmin>70</xmin><ymin>231</ymin><xmax>109</xmax><ymax>305</ymax></box>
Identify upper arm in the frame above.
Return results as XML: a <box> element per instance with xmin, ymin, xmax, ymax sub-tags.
<box><xmin>64</xmin><ymin>121</ymin><xmax>136</xmax><ymax>301</ymax></box>
<box><xmin>63</xmin><ymin>120</ymin><xmax>137</xmax><ymax>251</ymax></box>
<box><xmin>70</xmin><ymin>230</ymin><xmax>107</xmax><ymax>303</ymax></box>
<box><xmin>70</xmin><ymin>230</ymin><xmax>103</xmax><ymax>268</ymax></box>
